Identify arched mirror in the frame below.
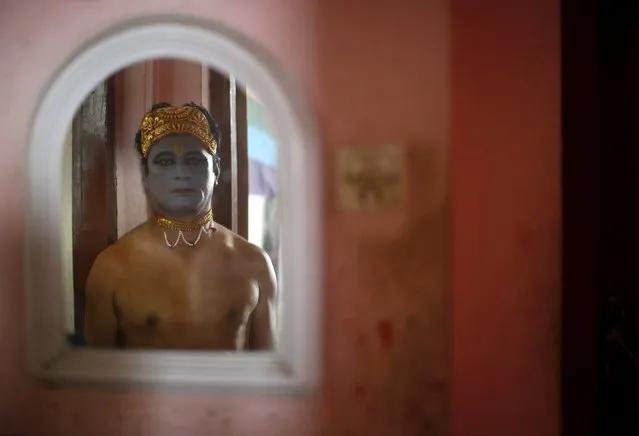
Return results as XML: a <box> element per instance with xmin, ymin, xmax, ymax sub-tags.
<box><xmin>25</xmin><ymin>15</ymin><xmax>322</xmax><ymax>392</ymax></box>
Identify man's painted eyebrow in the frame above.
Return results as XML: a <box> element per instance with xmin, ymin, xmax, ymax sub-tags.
<box><xmin>185</xmin><ymin>150</ymin><xmax>207</xmax><ymax>157</ymax></box>
<box><xmin>153</xmin><ymin>151</ymin><xmax>174</xmax><ymax>160</ymax></box>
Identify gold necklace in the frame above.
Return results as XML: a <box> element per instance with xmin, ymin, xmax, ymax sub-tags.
<box><xmin>154</xmin><ymin>209</ymin><xmax>213</xmax><ymax>232</ymax></box>
<box><xmin>154</xmin><ymin>210</ymin><xmax>214</xmax><ymax>248</ymax></box>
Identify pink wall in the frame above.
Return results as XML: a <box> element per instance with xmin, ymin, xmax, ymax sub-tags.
<box><xmin>0</xmin><ymin>0</ymin><xmax>560</xmax><ymax>435</ymax></box>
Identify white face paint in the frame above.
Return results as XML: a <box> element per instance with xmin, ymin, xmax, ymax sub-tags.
<box><xmin>144</xmin><ymin>134</ymin><xmax>217</xmax><ymax>220</ymax></box>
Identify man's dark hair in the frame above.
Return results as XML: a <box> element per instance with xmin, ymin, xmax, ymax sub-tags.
<box><xmin>135</xmin><ymin>102</ymin><xmax>221</xmax><ymax>176</ymax></box>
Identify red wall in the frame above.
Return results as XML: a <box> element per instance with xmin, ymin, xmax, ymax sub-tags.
<box><xmin>452</xmin><ymin>1</ymin><xmax>561</xmax><ymax>435</ymax></box>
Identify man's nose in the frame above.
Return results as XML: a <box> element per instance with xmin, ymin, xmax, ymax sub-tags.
<box><xmin>173</xmin><ymin>160</ymin><xmax>190</xmax><ymax>179</ymax></box>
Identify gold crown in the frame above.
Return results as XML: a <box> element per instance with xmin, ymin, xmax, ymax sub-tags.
<box><xmin>139</xmin><ymin>105</ymin><xmax>218</xmax><ymax>157</ymax></box>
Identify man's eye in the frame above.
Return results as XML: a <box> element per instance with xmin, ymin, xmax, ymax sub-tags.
<box><xmin>158</xmin><ymin>159</ymin><xmax>174</xmax><ymax>166</ymax></box>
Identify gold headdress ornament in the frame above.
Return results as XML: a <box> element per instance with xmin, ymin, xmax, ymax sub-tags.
<box><xmin>139</xmin><ymin>105</ymin><xmax>218</xmax><ymax>157</ymax></box>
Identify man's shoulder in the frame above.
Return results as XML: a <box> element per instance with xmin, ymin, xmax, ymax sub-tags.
<box><xmin>212</xmin><ymin>223</ymin><xmax>271</xmax><ymax>266</ymax></box>
<box><xmin>85</xmin><ymin>242</ymin><xmax>130</xmax><ymax>294</ymax></box>
<box><xmin>90</xmin><ymin>224</ymin><xmax>150</xmax><ymax>275</ymax></box>
<box><xmin>89</xmin><ymin>243</ymin><xmax>128</xmax><ymax>278</ymax></box>
<box><xmin>115</xmin><ymin>221</ymin><xmax>153</xmax><ymax>245</ymax></box>
<box><xmin>213</xmin><ymin>227</ymin><xmax>276</xmax><ymax>296</ymax></box>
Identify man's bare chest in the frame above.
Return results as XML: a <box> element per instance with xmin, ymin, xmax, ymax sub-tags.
<box><xmin>112</xmin><ymin>255</ymin><xmax>259</xmax><ymax>328</ymax></box>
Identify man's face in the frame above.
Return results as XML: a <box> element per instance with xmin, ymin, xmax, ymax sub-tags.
<box><xmin>144</xmin><ymin>134</ymin><xmax>216</xmax><ymax>218</ymax></box>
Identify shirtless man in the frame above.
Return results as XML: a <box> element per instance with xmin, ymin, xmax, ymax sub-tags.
<box><xmin>83</xmin><ymin>102</ymin><xmax>277</xmax><ymax>351</ymax></box>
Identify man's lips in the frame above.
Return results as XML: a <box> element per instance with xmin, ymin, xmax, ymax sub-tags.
<box><xmin>171</xmin><ymin>188</ymin><xmax>195</xmax><ymax>194</ymax></box>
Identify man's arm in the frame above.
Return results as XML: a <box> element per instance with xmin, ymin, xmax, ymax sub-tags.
<box><xmin>83</xmin><ymin>253</ymin><xmax>119</xmax><ymax>347</ymax></box>
<box><xmin>247</xmin><ymin>250</ymin><xmax>278</xmax><ymax>350</ymax></box>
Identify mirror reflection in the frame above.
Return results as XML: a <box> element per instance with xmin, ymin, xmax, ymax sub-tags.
<box><xmin>63</xmin><ymin>58</ymin><xmax>280</xmax><ymax>352</ymax></box>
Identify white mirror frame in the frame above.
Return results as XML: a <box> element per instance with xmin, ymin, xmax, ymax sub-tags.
<box><xmin>24</xmin><ymin>15</ymin><xmax>322</xmax><ymax>393</ymax></box>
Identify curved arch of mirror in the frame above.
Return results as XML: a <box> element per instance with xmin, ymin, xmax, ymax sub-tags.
<box><xmin>24</xmin><ymin>15</ymin><xmax>322</xmax><ymax>393</ymax></box>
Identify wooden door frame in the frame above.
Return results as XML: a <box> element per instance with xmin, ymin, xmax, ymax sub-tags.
<box><xmin>208</xmin><ymin>71</ymin><xmax>248</xmax><ymax>237</ymax></box>
<box><xmin>71</xmin><ymin>77</ymin><xmax>117</xmax><ymax>337</ymax></box>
